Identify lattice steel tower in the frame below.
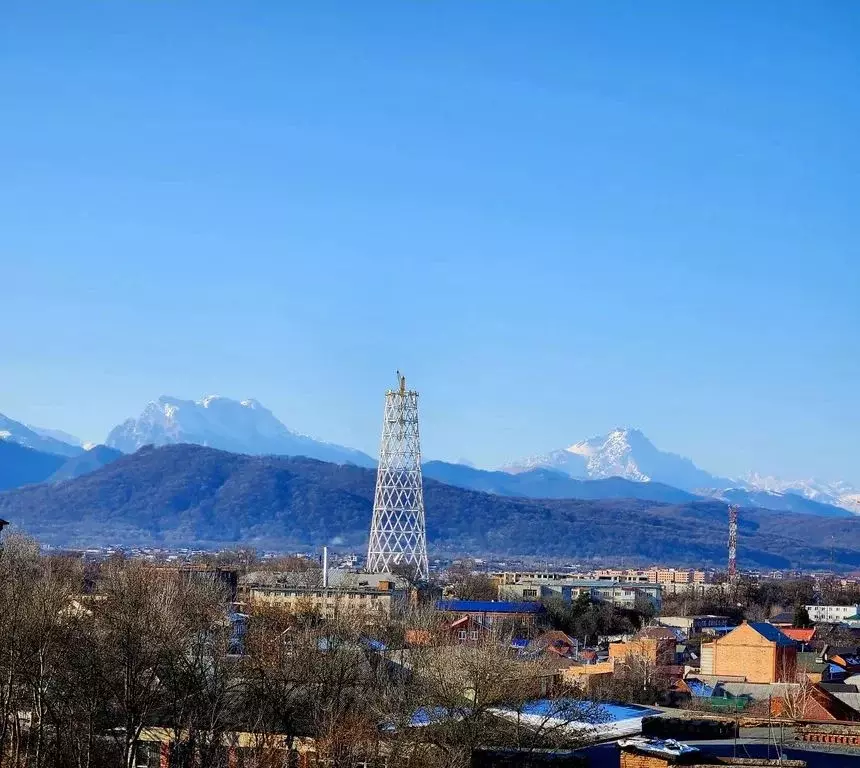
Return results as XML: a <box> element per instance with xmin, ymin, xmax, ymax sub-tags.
<box><xmin>366</xmin><ymin>372</ymin><xmax>429</xmax><ymax>581</ymax></box>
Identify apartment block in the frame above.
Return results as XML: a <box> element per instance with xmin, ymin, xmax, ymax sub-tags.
<box><xmin>805</xmin><ymin>604</ymin><xmax>860</xmax><ymax>624</ymax></box>
<box><xmin>246</xmin><ymin>571</ymin><xmax>409</xmax><ymax>619</ymax></box>
<box><xmin>500</xmin><ymin>579</ymin><xmax>662</xmax><ymax>611</ymax></box>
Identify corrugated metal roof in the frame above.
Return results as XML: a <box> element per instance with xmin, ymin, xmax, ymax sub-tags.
<box><xmin>685</xmin><ymin>679</ymin><xmax>715</xmax><ymax>698</ymax></box>
<box><xmin>435</xmin><ymin>600</ymin><xmax>545</xmax><ymax>614</ymax></box>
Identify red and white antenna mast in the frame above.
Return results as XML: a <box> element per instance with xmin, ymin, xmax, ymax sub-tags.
<box><xmin>728</xmin><ymin>504</ymin><xmax>739</xmax><ymax>579</ymax></box>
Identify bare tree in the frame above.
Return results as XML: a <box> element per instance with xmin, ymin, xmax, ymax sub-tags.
<box><xmin>444</xmin><ymin>561</ymin><xmax>497</xmax><ymax>602</ymax></box>
<box><xmin>373</xmin><ymin>607</ymin><xmax>603</xmax><ymax>768</ymax></box>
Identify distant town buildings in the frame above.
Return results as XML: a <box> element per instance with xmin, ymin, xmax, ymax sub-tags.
<box><xmin>497</xmin><ymin>574</ymin><xmax>663</xmax><ymax>611</ymax></box>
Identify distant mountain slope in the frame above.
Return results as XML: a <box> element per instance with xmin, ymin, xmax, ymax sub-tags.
<box><xmin>106</xmin><ymin>395</ymin><xmax>375</xmax><ymax>467</ymax></box>
<box><xmin>26</xmin><ymin>425</ymin><xmax>84</xmax><ymax>449</ymax></box>
<box><xmin>0</xmin><ymin>441</ymin><xmax>66</xmax><ymax>491</ymax></box>
<box><xmin>49</xmin><ymin>445</ymin><xmax>124</xmax><ymax>483</ymax></box>
<box><xmin>422</xmin><ymin>461</ymin><xmax>698</xmax><ymax>503</ymax></box>
<box><xmin>0</xmin><ymin>413</ymin><xmax>84</xmax><ymax>458</ymax></box>
<box><xmin>1</xmin><ymin>444</ymin><xmax>858</xmax><ymax>570</ymax></box>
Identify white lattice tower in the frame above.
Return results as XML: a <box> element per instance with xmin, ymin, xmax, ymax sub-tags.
<box><xmin>366</xmin><ymin>373</ymin><xmax>429</xmax><ymax>581</ymax></box>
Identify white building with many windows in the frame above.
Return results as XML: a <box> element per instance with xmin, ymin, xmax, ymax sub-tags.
<box><xmin>805</xmin><ymin>604</ymin><xmax>860</xmax><ymax>624</ymax></box>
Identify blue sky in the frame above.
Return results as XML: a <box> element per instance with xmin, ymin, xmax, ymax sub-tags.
<box><xmin>1</xmin><ymin>1</ymin><xmax>858</xmax><ymax>483</ymax></box>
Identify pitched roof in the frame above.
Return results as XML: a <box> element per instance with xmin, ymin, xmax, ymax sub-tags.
<box><xmin>782</xmin><ymin>627</ymin><xmax>816</xmax><ymax>643</ymax></box>
<box><xmin>685</xmin><ymin>678</ymin><xmax>715</xmax><ymax>698</ymax></box>
<box><xmin>797</xmin><ymin>651</ymin><xmax>827</xmax><ymax>673</ymax></box>
<box><xmin>435</xmin><ymin>600</ymin><xmax>545</xmax><ymax>614</ymax></box>
<box><xmin>746</xmin><ymin>621</ymin><xmax>795</xmax><ymax>647</ymax></box>
<box><xmin>768</xmin><ymin>610</ymin><xmax>794</xmax><ymax>625</ymax></box>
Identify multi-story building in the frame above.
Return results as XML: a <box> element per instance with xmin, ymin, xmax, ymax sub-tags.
<box><xmin>246</xmin><ymin>571</ymin><xmax>409</xmax><ymax>619</ymax></box>
<box><xmin>592</xmin><ymin>567</ymin><xmax>707</xmax><ymax>586</ymax></box>
<box><xmin>492</xmin><ymin>570</ymin><xmax>589</xmax><ymax>586</ymax></box>
<box><xmin>500</xmin><ymin>579</ymin><xmax>662</xmax><ymax>612</ymax></box>
<box><xmin>593</xmin><ymin>569</ymin><xmax>655</xmax><ymax>584</ymax></box>
<box><xmin>659</xmin><ymin>615</ymin><xmax>736</xmax><ymax>635</ymax></box>
<box><xmin>805</xmin><ymin>604</ymin><xmax>860</xmax><ymax>624</ymax></box>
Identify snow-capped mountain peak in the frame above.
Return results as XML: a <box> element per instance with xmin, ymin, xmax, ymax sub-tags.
<box><xmin>502</xmin><ymin>427</ymin><xmax>729</xmax><ymax>491</ymax></box>
<box><xmin>105</xmin><ymin>395</ymin><xmax>376</xmax><ymax>467</ymax></box>
<box><xmin>564</xmin><ymin>427</ymin><xmax>651</xmax><ymax>482</ymax></box>
<box><xmin>502</xmin><ymin>427</ymin><xmax>858</xmax><ymax>516</ymax></box>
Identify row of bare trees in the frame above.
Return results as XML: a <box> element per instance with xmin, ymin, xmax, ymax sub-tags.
<box><xmin>1</xmin><ymin>536</ymin><xmax>600</xmax><ymax>768</ymax></box>
<box><xmin>0</xmin><ymin>534</ymin><xmax>241</xmax><ymax>768</ymax></box>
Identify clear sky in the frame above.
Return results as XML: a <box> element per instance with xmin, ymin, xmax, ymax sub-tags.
<box><xmin>1</xmin><ymin>1</ymin><xmax>858</xmax><ymax>484</ymax></box>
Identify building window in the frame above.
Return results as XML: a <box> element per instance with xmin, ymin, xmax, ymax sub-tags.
<box><xmin>470</xmin><ymin>630</ymin><xmax>478</xmax><ymax>640</ymax></box>
<box><xmin>458</xmin><ymin>630</ymin><xmax>467</xmax><ymax>640</ymax></box>
<box><xmin>523</xmin><ymin>589</ymin><xmax>538</xmax><ymax>598</ymax></box>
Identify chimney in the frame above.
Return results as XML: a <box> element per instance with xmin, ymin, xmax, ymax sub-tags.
<box><xmin>323</xmin><ymin>546</ymin><xmax>329</xmax><ymax>589</ymax></box>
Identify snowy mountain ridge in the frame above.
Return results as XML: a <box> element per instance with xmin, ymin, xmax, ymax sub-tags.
<box><xmin>503</xmin><ymin>427</ymin><xmax>858</xmax><ymax>514</ymax></box>
<box><xmin>740</xmin><ymin>472</ymin><xmax>860</xmax><ymax>514</ymax></box>
<box><xmin>0</xmin><ymin>413</ymin><xmax>84</xmax><ymax>458</ymax></box>
<box><xmin>105</xmin><ymin>395</ymin><xmax>376</xmax><ymax>467</ymax></box>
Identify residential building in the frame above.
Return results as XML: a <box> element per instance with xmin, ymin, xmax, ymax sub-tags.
<box><xmin>805</xmin><ymin>604</ymin><xmax>860</xmax><ymax>624</ymax></box>
<box><xmin>700</xmin><ymin>621</ymin><xmax>796</xmax><ymax>684</ymax></box>
<box><xmin>609</xmin><ymin>627</ymin><xmax>678</xmax><ymax>667</ymax></box>
<box><xmin>491</xmin><ymin>570</ymin><xmax>589</xmax><ymax>586</ymax></box>
<box><xmin>659</xmin><ymin>615</ymin><xmax>736</xmax><ymax>635</ymax></box>
<box><xmin>247</xmin><ymin>571</ymin><xmax>409</xmax><ymax>619</ymax></box>
<box><xmin>434</xmin><ymin>599</ymin><xmax>545</xmax><ymax>631</ymax></box>
<box><xmin>445</xmin><ymin>614</ymin><xmax>493</xmax><ymax>644</ymax></box>
<box><xmin>499</xmin><ymin>579</ymin><xmax>662</xmax><ymax>611</ymax></box>
<box><xmin>594</xmin><ymin>567</ymin><xmax>707</xmax><ymax>585</ymax></box>
<box><xmin>561</xmin><ymin>661</ymin><xmax>615</xmax><ymax>689</ymax></box>
<box><xmin>593</xmin><ymin>568</ymin><xmax>656</xmax><ymax>584</ymax></box>
<box><xmin>770</xmin><ymin>683</ymin><xmax>860</xmax><ymax>722</ymax></box>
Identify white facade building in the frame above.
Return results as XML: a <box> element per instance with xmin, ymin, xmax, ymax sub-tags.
<box><xmin>805</xmin><ymin>604</ymin><xmax>860</xmax><ymax>624</ymax></box>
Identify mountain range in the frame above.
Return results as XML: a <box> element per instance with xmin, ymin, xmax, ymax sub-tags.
<box><xmin>502</xmin><ymin>427</ymin><xmax>859</xmax><ymax>515</ymax></box>
<box><xmin>1</xmin><ymin>443</ymin><xmax>858</xmax><ymax>570</ymax></box>
<box><xmin>0</xmin><ymin>397</ymin><xmax>856</xmax><ymax>523</ymax></box>
<box><xmin>105</xmin><ymin>395</ymin><xmax>376</xmax><ymax>467</ymax></box>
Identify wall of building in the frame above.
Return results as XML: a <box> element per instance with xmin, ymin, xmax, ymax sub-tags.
<box><xmin>711</xmin><ymin>624</ymin><xmax>796</xmax><ymax>684</ymax></box>
<box><xmin>248</xmin><ymin>586</ymin><xmax>401</xmax><ymax>618</ymax></box>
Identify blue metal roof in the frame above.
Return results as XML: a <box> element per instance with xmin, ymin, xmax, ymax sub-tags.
<box><xmin>747</xmin><ymin>622</ymin><xmax>795</xmax><ymax>647</ymax></box>
<box><xmin>360</xmin><ymin>637</ymin><xmax>387</xmax><ymax>652</ymax></box>
<box><xmin>436</xmin><ymin>600</ymin><xmax>545</xmax><ymax>614</ymax></box>
<box><xmin>686</xmin><ymin>679</ymin><xmax>715</xmax><ymax>698</ymax></box>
